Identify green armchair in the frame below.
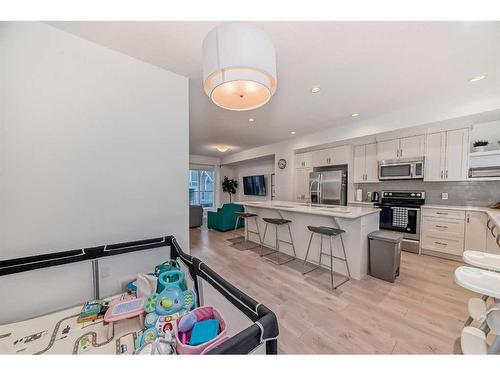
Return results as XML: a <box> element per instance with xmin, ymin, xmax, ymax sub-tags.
<box><xmin>207</xmin><ymin>203</ymin><xmax>245</xmax><ymax>232</ymax></box>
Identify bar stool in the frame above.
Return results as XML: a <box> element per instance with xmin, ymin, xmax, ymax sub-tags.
<box><xmin>302</xmin><ymin>225</ymin><xmax>350</xmax><ymax>290</ymax></box>
<box><xmin>260</xmin><ymin>218</ymin><xmax>297</xmax><ymax>265</ymax></box>
<box><xmin>233</xmin><ymin>212</ymin><xmax>262</xmax><ymax>250</ymax></box>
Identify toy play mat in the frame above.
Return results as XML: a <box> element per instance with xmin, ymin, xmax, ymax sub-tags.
<box><xmin>0</xmin><ymin>294</ymin><xmax>140</xmax><ymax>355</ymax></box>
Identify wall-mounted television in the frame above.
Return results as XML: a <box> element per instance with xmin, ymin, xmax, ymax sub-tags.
<box><xmin>243</xmin><ymin>175</ymin><xmax>266</xmax><ymax>196</ymax></box>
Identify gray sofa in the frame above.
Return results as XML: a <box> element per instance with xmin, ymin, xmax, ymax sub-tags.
<box><xmin>189</xmin><ymin>205</ymin><xmax>203</xmax><ymax>228</ymax></box>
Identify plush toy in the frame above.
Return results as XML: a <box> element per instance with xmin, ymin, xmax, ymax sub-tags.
<box><xmin>178</xmin><ymin>311</ymin><xmax>198</xmax><ymax>332</ymax></box>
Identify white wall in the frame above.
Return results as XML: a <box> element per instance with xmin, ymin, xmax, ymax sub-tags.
<box><xmin>0</xmin><ymin>22</ymin><xmax>189</xmax><ymax>322</ymax></box>
<box><xmin>231</xmin><ymin>157</ymin><xmax>275</xmax><ymax>202</ymax></box>
<box><xmin>470</xmin><ymin>120</ymin><xmax>500</xmax><ymax>151</ymax></box>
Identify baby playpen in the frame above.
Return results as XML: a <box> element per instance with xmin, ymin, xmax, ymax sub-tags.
<box><xmin>0</xmin><ymin>235</ymin><xmax>279</xmax><ymax>354</ymax></box>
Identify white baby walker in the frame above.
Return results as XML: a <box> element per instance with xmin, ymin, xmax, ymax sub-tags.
<box><xmin>455</xmin><ymin>250</ymin><xmax>500</xmax><ymax>354</ymax></box>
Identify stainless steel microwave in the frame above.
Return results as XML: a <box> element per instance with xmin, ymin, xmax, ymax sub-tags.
<box><xmin>378</xmin><ymin>157</ymin><xmax>424</xmax><ymax>180</ymax></box>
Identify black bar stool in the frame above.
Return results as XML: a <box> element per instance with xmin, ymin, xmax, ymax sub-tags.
<box><xmin>233</xmin><ymin>212</ymin><xmax>262</xmax><ymax>250</ymax></box>
<box><xmin>260</xmin><ymin>218</ymin><xmax>296</xmax><ymax>265</ymax></box>
<box><xmin>302</xmin><ymin>225</ymin><xmax>350</xmax><ymax>289</ymax></box>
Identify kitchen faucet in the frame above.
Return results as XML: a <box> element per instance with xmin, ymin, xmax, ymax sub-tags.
<box><xmin>309</xmin><ymin>177</ymin><xmax>321</xmax><ymax>208</ymax></box>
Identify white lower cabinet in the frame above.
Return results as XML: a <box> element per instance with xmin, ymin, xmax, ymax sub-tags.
<box><xmin>422</xmin><ymin>208</ymin><xmax>500</xmax><ymax>258</ymax></box>
<box><xmin>465</xmin><ymin>211</ymin><xmax>487</xmax><ymax>252</ymax></box>
<box><xmin>421</xmin><ymin>208</ymin><xmax>465</xmax><ymax>257</ymax></box>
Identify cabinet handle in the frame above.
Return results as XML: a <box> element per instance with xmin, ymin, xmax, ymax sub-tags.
<box><xmin>435</xmin><ymin>241</ymin><xmax>447</xmax><ymax>246</ymax></box>
<box><xmin>435</xmin><ymin>225</ymin><xmax>448</xmax><ymax>229</ymax></box>
<box><xmin>440</xmin><ymin>171</ymin><xmax>443</xmax><ymax>179</ymax></box>
<box><xmin>400</xmin><ymin>149</ymin><xmax>403</xmax><ymax>157</ymax></box>
<box><xmin>445</xmin><ymin>170</ymin><xmax>448</xmax><ymax>179</ymax></box>
<box><xmin>436</xmin><ymin>212</ymin><xmax>448</xmax><ymax>215</ymax></box>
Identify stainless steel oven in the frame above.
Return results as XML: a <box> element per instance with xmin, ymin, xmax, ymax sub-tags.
<box><xmin>378</xmin><ymin>157</ymin><xmax>424</xmax><ymax>180</ymax></box>
<box><xmin>374</xmin><ymin>191</ymin><xmax>425</xmax><ymax>253</ymax></box>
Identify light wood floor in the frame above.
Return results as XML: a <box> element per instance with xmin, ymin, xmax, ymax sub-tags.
<box><xmin>190</xmin><ymin>226</ymin><xmax>476</xmax><ymax>354</ymax></box>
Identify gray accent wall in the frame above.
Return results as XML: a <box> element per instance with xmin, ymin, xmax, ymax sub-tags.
<box><xmin>356</xmin><ymin>180</ymin><xmax>500</xmax><ymax>207</ymax></box>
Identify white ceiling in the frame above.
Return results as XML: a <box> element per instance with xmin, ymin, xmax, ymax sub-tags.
<box><xmin>48</xmin><ymin>21</ymin><xmax>500</xmax><ymax>157</ymax></box>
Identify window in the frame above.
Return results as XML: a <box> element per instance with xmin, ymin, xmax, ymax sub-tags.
<box><xmin>189</xmin><ymin>169</ymin><xmax>214</xmax><ymax>208</ymax></box>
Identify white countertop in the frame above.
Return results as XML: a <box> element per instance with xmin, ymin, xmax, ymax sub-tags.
<box><xmin>347</xmin><ymin>201</ymin><xmax>376</xmax><ymax>206</ymax></box>
<box><xmin>239</xmin><ymin>200</ymin><xmax>380</xmax><ymax>220</ymax></box>
<box><xmin>422</xmin><ymin>204</ymin><xmax>500</xmax><ymax>227</ymax></box>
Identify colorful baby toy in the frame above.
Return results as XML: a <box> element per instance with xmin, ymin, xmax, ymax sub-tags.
<box><xmin>139</xmin><ymin>282</ymin><xmax>196</xmax><ymax>350</ymax></box>
<box><xmin>174</xmin><ymin>306</ymin><xmax>228</xmax><ymax>355</ymax></box>
<box><xmin>157</xmin><ymin>270</ymin><xmax>187</xmax><ymax>293</ymax></box>
<box><xmin>177</xmin><ymin>309</ymin><xmax>219</xmax><ymax>345</ymax></box>
<box><xmin>154</xmin><ymin>259</ymin><xmax>182</xmax><ymax>277</ymax></box>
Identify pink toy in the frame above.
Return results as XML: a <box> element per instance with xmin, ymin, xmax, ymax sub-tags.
<box><xmin>104</xmin><ymin>298</ymin><xmax>145</xmax><ymax>322</ymax></box>
<box><xmin>175</xmin><ymin>306</ymin><xmax>228</xmax><ymax>355</ymax></box>
<box><xmin>179</xmin><ymin>331</ymin><xmax>188</xmax><ymax>345</ymax></box>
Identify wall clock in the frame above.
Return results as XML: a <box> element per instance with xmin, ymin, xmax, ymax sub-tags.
<box><xmin>278</xmin><ymin>158</ymin><xmax>287</xmax><ymax>169</ymax></box>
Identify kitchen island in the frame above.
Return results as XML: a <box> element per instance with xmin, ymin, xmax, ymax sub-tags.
<box><xmin>239</xmin><ymin>200</ymin><xmax>380</xmax><ymax>280</ymax></box>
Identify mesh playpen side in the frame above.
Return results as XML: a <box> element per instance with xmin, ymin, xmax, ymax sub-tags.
<box><xmin>0</xmin><ymin>235</ymin><xmax>279</xmax><ymax>354</ymax></box>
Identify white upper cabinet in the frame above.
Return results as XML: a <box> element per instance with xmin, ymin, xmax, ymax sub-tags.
<box><xmin>295</xmin><ymin>152</ymin><xmax>313</xmax><ymax>169</ymax></box>
<box><xmin>311</xmin><ymin>149</ymin><xmax>330</xmax><ymax>167</ymax></box>
<box><xmin>399</xmin><ymin>135</ymin><xmax>425</xmax><ymax>159</ymax></box>
<box><xmin>311</xmin><ymin>145</ymin><xmax>351</xmax><ymax>167</ymax></box>
<box><xmin>425</xmin><ymin>132</ymin><xmax>446</xmax><ymax>181</ymax></box>
<box><xmin>365</xmin><ymin>143</ymin><xmax>379</xmax><ymax>182</ymax></box>
<box><xmin>446</xmin><ymin>128</ymin><xmax>469</xmax><ymax>181</ymax></box>
<box><xmin>377</xmin><ymin>135</ymin><xmax>425</xmax><ymax>161</ymax></box>
<box><xmin>377</xmin><ymin>139</ymin><xmax>399</xmax><ymax>160</ymax></box>
<box><xmin>353</xmin><ymin>143</ymin><xmax>378</xmax><ymax>183</ymax></box>
<box><xmin>425</xmin><ymin>128</ymin><xmax>469</xmax><ymax>181</ymax></box>
<box><xmin>353</xmin><ymin>145</ymin><xmax>365</xmax><ymax>183</ymax></box>
<box><xmin>330</xmin><ymin>145</ymin><xmax>352</xmax><ymax>165</ymax></box>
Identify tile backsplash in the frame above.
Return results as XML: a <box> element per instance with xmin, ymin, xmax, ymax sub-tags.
<box><xmin>356</xmin><ymin>180</ymin><xmax>500</xmax><ymax>207</ymax></box>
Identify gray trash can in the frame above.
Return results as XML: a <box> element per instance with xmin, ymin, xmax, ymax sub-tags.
<box><xmin>368</xmin><ymin>230</ymin><xmax>404</xmax><ymax>282</ymax></box>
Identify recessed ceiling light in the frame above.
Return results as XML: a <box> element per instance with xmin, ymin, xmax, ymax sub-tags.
<box><xmin>248</xmin><ymin>118</ymin><xmax>255</xmax><ymax>122</ymax></box>
<box><xmin>310</xmin><ymin>86</ymin><xmax>321</xmax><ymax>93</ymax></box>
<box><xmin>290</xmin><ymin>131</ymin><xmax>296</xmax><ymax>135</ymax></box>
<box><xmin>216</xmin><ymin>145</ymin><xmax>229</xmax><ymax>152</ymax></box>
<box><xmin>351</xmin><ymin>113</ymin><xmax>360</xmax><ymax>117</ymax></box>
<box><xmin>469</xmin><ymin>75</ymin><xmax>487</xmax><ymax>82</ymax></box>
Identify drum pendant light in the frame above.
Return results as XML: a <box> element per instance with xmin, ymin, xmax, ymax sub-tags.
<box><xmin>202</xmin><ymin>22</ymin><xmax>277</xmax><ymax>111</ymax></box>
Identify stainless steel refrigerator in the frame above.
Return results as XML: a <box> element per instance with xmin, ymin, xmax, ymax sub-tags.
<box><xmin>309</xmin><ymin>165</ymin><xmax>348</xmax><ymax>205</ymax></box>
